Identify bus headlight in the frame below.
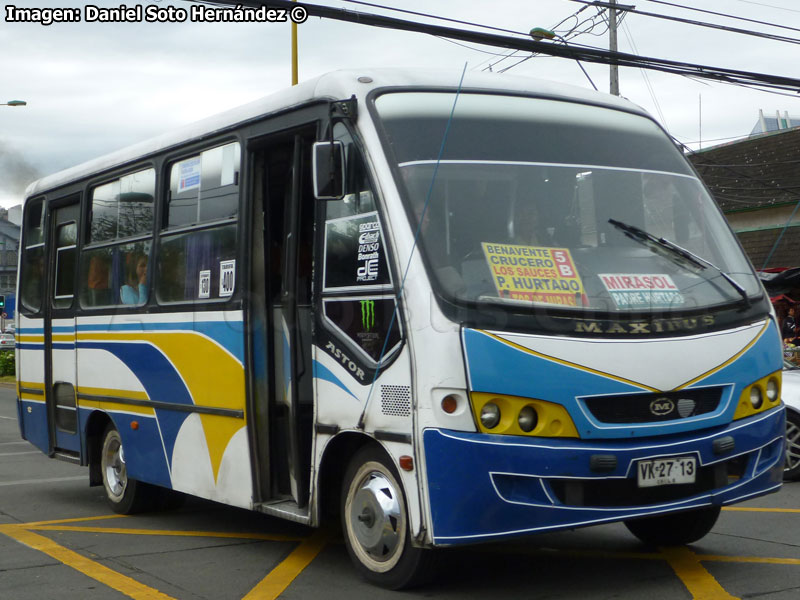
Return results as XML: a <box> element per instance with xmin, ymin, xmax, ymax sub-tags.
<box><xmin>734</xmin><ymin>371</ymin><xmax>781</xmax><ymax>421</ymax></box>
<box><xmin>470</xmin><ymin>392</ymin><xmax>579</xmax><ymax>438</ymax></box>
<box><xmin>766</xmin><ymin>378</ymin><xmax>779</xmax><ymax>403</ymax></box>
<box><xmin>749</xmin><ymin>386</ymin><xmax>763</xmax><ymax>409</ymax></box>
<box><xmin>518</xmin><ymin>406</ymin><xmax>538</xmax><ymax>432</ymax></box>
<box><xmin>480</xmin><ymin>403</ymin><xmax>501</xmax><ymax>429</ymax></box>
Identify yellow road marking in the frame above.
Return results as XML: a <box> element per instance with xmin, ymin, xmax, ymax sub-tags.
<box><xmin>4</xmin><ymin>509</ymin><xmax>800</xmax><ymax>599</ymax></box>
<box><xmin>243</xmin><ymin>528</ymin><xmax>331</xmax><ymax>600</ymax></box>
<box><xmin>661</xmin><ymin>546</ymin><xmax>739</xmax><ymax>600</ymax></box>
<box><xmin>723</xmin><ymin>506</ymin><xmax>800</xmax><ymax>514</ymax></box>
<box><xmin>0</xmin><ymin>524</ymin><xmax>176</xmax><ymax>600</ymax></box>
<box><xmin>699</xmin><ymin>555</ymin><xmax>800</xmax><ymax>566</ymax></box>
<box><xmin>22</xmin><ymin>514</ymin><xmax>128</xmax><ymax>527</ymax></box>
<box><xmin>28</xmin><ymin>524</ymin><xmax>303</xmax><ymax>542</ymax></box>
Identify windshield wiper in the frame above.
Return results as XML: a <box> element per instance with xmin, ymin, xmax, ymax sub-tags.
<box><xmin>608</xmin><ymin>218</ymin><xmax>751</xmax><ymax>308</ymax></box>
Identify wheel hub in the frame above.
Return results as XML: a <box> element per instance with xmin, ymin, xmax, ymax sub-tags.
<box><xmin>349</xmin><ymin>471</ymin><xmax>403</xmax><ymax>562</ymax></box>
<box><xmin>787</xmin><ymin>419</ymin><xmax>800</xmax><ymax>472</ymax></box>
<box><xmin>103</xmin><ymin>438</ymin><xmax>127</xmax><ymax>499</ymax></box>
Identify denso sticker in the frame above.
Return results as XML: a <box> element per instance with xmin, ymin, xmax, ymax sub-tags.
<box><xmin>599</xmin><ymin>273</ymin><xmax>684</xmax><ymax>308</ymax></box>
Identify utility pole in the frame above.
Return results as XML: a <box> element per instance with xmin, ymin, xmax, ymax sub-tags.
<box><xmin>609</xmin><ymin>0</ymin><xmax>619</xmax><ymax>95</ymax></box>
<box><xmin>291</xmin><ymin>0</ymin><xmax>298</xmax><ymax>85</ymax></box>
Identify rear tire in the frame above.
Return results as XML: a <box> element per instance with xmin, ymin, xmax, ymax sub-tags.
<box><xmin>784</xmin><ymin>409</ymin><xmax>800</xmax><ymax>480</ymax></box>
<box><xmin>100</xmin><ymin>424</ymin><xmax>156</xmax><ymax>514</ymax></box>
<box><xmin>624</xmin><ymin>506</ymin><xmax>721</xmax><ymax>546</ymax></box>
<box><xmin>341</xmin><ymin>446</ymin><xmax>437</xmax><ymax>589</ymax></box>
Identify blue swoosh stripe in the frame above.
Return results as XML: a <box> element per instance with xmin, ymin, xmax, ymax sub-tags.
<box><xmin>313</xmin><ymin>360</ymin><xmax>358</xmax><ymax>400</ymax></box>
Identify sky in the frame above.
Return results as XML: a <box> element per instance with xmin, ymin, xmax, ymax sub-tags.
<box><xmin>2</xmin><ymin>0</ymin><xmax>799</xmax><ymax>208</ymax></box>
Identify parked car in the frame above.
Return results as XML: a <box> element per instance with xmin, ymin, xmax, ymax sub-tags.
<box><xmin>783</xmin><ymin>360</ymin><xmax>800</xmax><ymax>479</ymax></box>
<box><xmin>0</xmin><ymin>333</ymin><xmax>14</xmax><ymax>350</ymax></box>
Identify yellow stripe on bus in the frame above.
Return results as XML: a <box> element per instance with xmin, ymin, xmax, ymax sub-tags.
<box><xmin>77</xmin><ymin>331</ymin><xmax>246</xmax><ymax>482</ymax></box>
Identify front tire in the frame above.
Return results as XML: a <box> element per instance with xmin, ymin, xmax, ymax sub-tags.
<box><xmin>624</xmin><ymin>506</ymin><xmax>721</xmax><ymax>546</ymax></box>
<box><xmin>785</xmin><ymin>409</ymin><xmax>800</xmax><ymax>480</ymax></box>
<box><xmin>100</xmin><ymin>424</ymin><xmax>156</xmax><ymax>514</ymax></box>
<box><xmin>341</xmin><ymin>446</ymin><xmax>436</xmax><ymax>589</ymax></box>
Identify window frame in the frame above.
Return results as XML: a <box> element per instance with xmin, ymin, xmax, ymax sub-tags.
<box><xmin>154</xmin><ymin>140</ymin><xmax>242</xmax><ymax>307</ymax></box>
<box><xmin>80</xmin><ymin>166</ymin><xmax>157</xmax><ymax>310</ymax></box>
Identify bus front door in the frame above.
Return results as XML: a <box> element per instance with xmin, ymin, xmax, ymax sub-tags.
<box><xmin>251</xmin><ymin>129</ymin><xmax>315</xmax><ymax>508</ymax></box>
<box><xmin>44</xmin><ymin>199</ymin><xmax>81</xmax><ymax>457</ymax></box>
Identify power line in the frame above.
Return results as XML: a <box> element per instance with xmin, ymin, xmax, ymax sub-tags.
<box><xmin>435</xmin><ymin>37</ymin><xmax>518</xmax><ymax>57</ymax></box>
<box><xmin>621</xmin><ymin>20</ymin><xmax>667</xmax><ymax>127</ymax></box>
<box><xmin>640</xmin><ymin>0</ymin><xmax>800</xmax><ymax>35</ymax></box>
<box><xmin>192</xmin><ymin>0</ymin><xmax>800</xmax><ymax>94</ymax></box>
<box><xmin>730</xmin><ymin>0</ymin><xmax>800</xmax><ymax>14</ymax></box>
<box><xmin>336</xmin><ymin>0</ymin><xmax>528</xmax><ymax>37</ymax></box>
<box><xmin>567</xmin><ymin>0</ymin><xmax>800</xmax><ymax>46</ymax></box>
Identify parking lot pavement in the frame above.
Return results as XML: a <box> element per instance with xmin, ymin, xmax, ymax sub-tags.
<box><xmin>4</xmin><ymin>386</ymin><xmax>800</xmax><ymax>599</ymax></box>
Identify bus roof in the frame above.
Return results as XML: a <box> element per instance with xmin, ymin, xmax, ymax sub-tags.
<box><xmin>24</xmin><ymin>68</ymin><xmax>646</xmax><ymax>200</ymax></box>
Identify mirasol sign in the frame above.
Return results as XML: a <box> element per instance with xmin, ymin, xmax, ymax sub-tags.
<box><xmin>482</xmin><ymin>242</ymin><xmax>585</xmax><ymax>306</ymax></box>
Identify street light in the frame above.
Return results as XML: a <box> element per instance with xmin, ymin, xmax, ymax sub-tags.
<box><xmin>529</xmin><ymin>27</ymin><xmax>598</xmax><ymax>91</ymax></box>
<box><xmin>1</xmin><ymin>100</ymin><xmax>26</xmax><ymax>106</ymax></box>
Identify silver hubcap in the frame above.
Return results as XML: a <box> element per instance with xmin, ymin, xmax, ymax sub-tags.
<box><xmin>349</xmin><ymin>470</ymin><xmax>404</xmax><ymax>564</ymax></box>
<box><xmin>102</xmin><ymin>433</ymin><xmax>127</xmax><ymax>501</ymax></box>
<box><xmin>787</xmin><ymin>419</ymin><xmax>800</xmax><ymax>474</ymax></box>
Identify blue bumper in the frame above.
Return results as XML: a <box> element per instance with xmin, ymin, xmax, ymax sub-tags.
<box><xmin>423</xmin><ymin>407</ymin><xmax>785</xmax><ymax>545</ymax></box>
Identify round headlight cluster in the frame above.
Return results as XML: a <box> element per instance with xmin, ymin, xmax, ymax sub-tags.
<box><xmin>480</xmin><ymin>403</ymin><xmax>501</xmax><ymax>429</ymax></box>
<box><xmin>749</xmin><ymin>386</ymin><xmax>763</xmax><ymax>409</ymax></box>
<box><xmin>766</xmin><ymin>379</ymin><xmax>779</xmax><ymax>403</ymax></box>
<box><xmin>518</xmin><ymin>406</ymin><xmax>538</xmax><ymax>432</ymax></box>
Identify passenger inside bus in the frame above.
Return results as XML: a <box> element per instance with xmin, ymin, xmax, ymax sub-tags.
<box><xmin>121</xmin><ymin>253</ymin><xmax>148</xmax><ymax>304</ymax></box>
<box><xmin>86</xmin><ymin>254</ymin><xmax>111</xmax><ymax>306</ymax></box>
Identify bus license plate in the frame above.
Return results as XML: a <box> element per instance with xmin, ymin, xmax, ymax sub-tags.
<box><xmin>637</xmin><ymin>456</ymin><xmax>696</xmax><ymax>488</ymax></box>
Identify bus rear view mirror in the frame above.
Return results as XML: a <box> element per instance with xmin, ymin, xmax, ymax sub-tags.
<box><xmin>312</xmin><ymin>141</ymin><xmax>345</xmax><ymax>200</ymax></box>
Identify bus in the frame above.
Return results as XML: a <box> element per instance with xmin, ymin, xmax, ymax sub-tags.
<box><xmin>16</xmin><ymin>69</ymin><xmax>785</xmax><ymax>588</ymax></box>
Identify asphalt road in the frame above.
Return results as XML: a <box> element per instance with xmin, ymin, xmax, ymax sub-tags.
<box><xmin>2</xmin><ymin>386</ymin><xmax>800</xmax><ymax>599</ymax></box>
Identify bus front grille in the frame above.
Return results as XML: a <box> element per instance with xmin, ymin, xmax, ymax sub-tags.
<box><xmin>582</xmin><ymin>387</ymin><xmax>723</xmax><ymax>424</ymax></box>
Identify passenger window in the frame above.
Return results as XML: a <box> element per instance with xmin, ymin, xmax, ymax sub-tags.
<box><xmin>80</xmin><ymin>241</ymin><xmax>151</xmax><ymax>307</ymax></box>
<box><xmin>53</xmin><ymin>222</ymin><xmax>77</xmax><ymax>309</ymax></box>
<box><xmin>156</xmin><ymin>224</ymin><xmax>237</xmax><ymax>303</ymax></box>
<box><xmin>168</xmin><ymin>142</ymin><xmax>240</xmax><ymax>227</ymax></box>
<box><xmin>90</xmin><ymin>168</ymin><xmax>155</xmax><ymax>242</ymax></box>
<box><xmin>20</xmin><ymin>198</ymin><xmax>45</xmax><ymax>313</ymax></box>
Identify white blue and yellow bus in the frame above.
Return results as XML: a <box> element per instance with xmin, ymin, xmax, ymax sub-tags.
<box><xmin>17</xmin><ymin>69</ymin><xmax>785</xmax><ymax>588</ymax></box>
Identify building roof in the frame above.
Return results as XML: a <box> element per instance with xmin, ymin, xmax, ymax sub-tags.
<box><xmin>689</xmin><ymin>126</ymin><xmax>800</xmax><ymax>213</ymax></box>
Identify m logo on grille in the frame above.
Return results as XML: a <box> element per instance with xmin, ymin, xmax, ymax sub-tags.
<box><xmin>650</xmin><ymin>398</ymin><xmax>675</xmax><ymax>416</ymax></box>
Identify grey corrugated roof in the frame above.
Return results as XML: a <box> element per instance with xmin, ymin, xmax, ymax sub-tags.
<box><xmin>689</xmin><ymin>126</ymin><xmax>800</xmax><ymax>213</ymax></box>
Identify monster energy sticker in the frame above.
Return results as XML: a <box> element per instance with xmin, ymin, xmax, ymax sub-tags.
<box><xmin>323</xmin><ymin>297</ymin><xmax>402</xmax><ymax>364</ymax></box>
<box><xmin>361</xmin><ymin>299</ymin><xmax>375</xmax><ymax>331</ymax></box>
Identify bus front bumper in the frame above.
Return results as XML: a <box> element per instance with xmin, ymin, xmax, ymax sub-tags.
<box><xmin>422</xmin><ymin>407</ymin><xmax>784</xmax><ymax>545</ymax></box>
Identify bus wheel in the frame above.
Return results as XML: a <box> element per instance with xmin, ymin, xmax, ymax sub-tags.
<box><xmin>784</xmin><ymin>410</ymin><xmax>800</xmax><ymax>480</ymax></box>
<box><xmin>341</xmin><ymin>446</ymin><xmax>436</xmax><ymax>589</ymax></box>
<box><xmin>624</xmin><ymin>506</ymin><xmax>721</xmax><ymax>546</ymax></box>
<box><xmin>100</xmin><ymin>424</ymin><xmax>154</xmax><ymax>514</ymax></box>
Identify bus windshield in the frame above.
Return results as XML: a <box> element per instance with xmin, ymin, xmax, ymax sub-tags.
<box><xmin>374</xmin><ymin>92</ymin><xmax>761</xmax><ymax>315</ymax></box>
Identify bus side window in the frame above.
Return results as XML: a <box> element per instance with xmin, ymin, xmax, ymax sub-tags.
<box><xmin>20</xmin><ymin>198</ymin><xmax>45</xmax><ymax>313</ymax></box>
<box><xmin>324</xmin><ymin>124</ymin><xmax>375</xmax><ymax>220</ymax></box>
<box><xmin>53</xmin><ymin>222</ymin><xmax>78</xmax><ymax>309</ymax></box>
<box><xmin>157</xmin><ymin>142</ymin><xmax>240</xmax><ymax>304</ymax></box>
<box><xmin>81</xmin><ymin>168</ymin><xmax>155</xmax><ymax>308</ymax></box>
<box><xmin>320</xmin><ymin>125</ymin><xmax>401</xmax><ymax>367</ymax></box>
